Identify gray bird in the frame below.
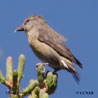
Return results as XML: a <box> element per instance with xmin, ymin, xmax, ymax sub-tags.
<box><xmin>15</xmin><ymin>15</ymin><xmax>82</xmax><ymax>83</ymax></box>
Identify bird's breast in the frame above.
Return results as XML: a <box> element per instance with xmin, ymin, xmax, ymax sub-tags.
<box><xmin>29</xmin><ymin>38</ymin><xmax>60</xmax><ymax>65</ymax></box>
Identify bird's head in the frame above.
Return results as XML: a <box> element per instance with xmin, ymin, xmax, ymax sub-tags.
<box><xmin>15</xmin><ymin>15</ymin><xmax>45</xmax><ymax>32</ymax></box>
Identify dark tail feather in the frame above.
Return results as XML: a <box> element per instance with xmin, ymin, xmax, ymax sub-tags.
<box><xmin>72</xmin><ymin>72</ymin><xmax>80</xmax><ymax>84</ymax></box>
<box><xmin>75</xmin><ymin>58</ymin><xmax>82</xmax><ymax>69</ymax></box>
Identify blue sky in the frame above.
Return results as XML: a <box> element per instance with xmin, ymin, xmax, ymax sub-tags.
<box><xmin>0</xmin><ymin>0</ymin><xmax>98</xmax><ymax>98</ymax></box>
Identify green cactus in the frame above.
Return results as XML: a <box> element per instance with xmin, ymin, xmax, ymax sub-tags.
<box><xmin>0</xmin><ymin>55</ymin><xmax>58</xmax><ymax>98</ymax></box>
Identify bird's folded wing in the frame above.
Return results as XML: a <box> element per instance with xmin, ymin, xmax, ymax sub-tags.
<box><xmin>38</xmin><ymin>27</ymin><xmax>82</xmax><ymax>68</ymax></box>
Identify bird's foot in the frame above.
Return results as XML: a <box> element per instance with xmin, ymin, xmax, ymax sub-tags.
<box><xmin>53</xmin><ymin>70</ymin><xmax>57</xmax><ymax>74</ymax></box>
<box><xmin>53</xmin><ymin>69</ymin><xmax>60</xmax><ymax>74</ymax></box>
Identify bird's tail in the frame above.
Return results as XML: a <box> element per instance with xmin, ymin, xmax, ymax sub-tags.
<box><xmin>74</xmin><ymin>57</ymin><xmax>82</xmax><ymax>68</ymax></box>
<box><xmin>67</xmin><ymin>64</ymin><xmax>80</xmax><ymax>84</ymax></box>
<box><xmin>60</xmin><ymin>57</ymin><xmax>80</xmax><ymax>83</ymax></box>
<box><xmin>72</xmin><ymin>72</ymin><xmax>80</xmax><ymax>84</ymax></box>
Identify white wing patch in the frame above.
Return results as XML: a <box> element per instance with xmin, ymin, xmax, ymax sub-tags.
<box><xmin>61</xmin><ymin>60</ymin><xmax>69</xmax><ymax>69</ymax></box>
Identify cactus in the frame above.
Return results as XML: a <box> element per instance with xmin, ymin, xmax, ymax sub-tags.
<box><xmin>0</xmin><ymin>55</ymin><xmax>58</xmax><ymax>98</ymax></box>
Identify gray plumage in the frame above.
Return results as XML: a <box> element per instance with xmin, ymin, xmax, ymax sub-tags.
<box><xmin>16</xmin><ymin>15</ymin><xmax>82</xmax><ymax>83</ymax></box>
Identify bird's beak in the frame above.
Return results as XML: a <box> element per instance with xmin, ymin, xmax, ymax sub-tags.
<box><xmin>15</xmin><ymin>25</ymin><xmax>24</xmax><ymax>32</ymax></box>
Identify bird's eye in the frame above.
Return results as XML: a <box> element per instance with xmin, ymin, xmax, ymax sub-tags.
<box><xmin>26</xmin><ymin>20</ymin><xmax>30</xmax><ymax>22</ymax></box>
<box><xmin>24</xmin><ymin>19</ymin><xmax>30</xmax><ymax>25</ymax></box>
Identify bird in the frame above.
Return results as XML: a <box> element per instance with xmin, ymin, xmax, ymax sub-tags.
<box><xmin>15</xmin><ymin>15</ymin><xmax>82</xmax><ymax>83</ymax></box>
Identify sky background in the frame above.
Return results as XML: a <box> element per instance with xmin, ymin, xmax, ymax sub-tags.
<box><xmin>0</xmin><ymin>0</ymin><xmax>98</xmax><ymax>98</ymax></box>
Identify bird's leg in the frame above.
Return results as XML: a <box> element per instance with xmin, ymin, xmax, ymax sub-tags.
<box><xmin>53</xmin><ymin>70</ymin><xmax>57</xmax><ymax>73</ymax></box>
<box><xmin>53</xmin><ymin>69</ymin><xmax>60</xmax><ymax>74</ymax></box>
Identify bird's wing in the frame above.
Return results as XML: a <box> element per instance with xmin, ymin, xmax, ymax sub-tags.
<box><xmin>39</xmin><ymin>24</ymin><xmax>67</xmax><ymax>41</ymax></box>
<box><xmin>38</xmin><ymin>25</ymin><xmax>82</xmax><ymax>68</ymax></box>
